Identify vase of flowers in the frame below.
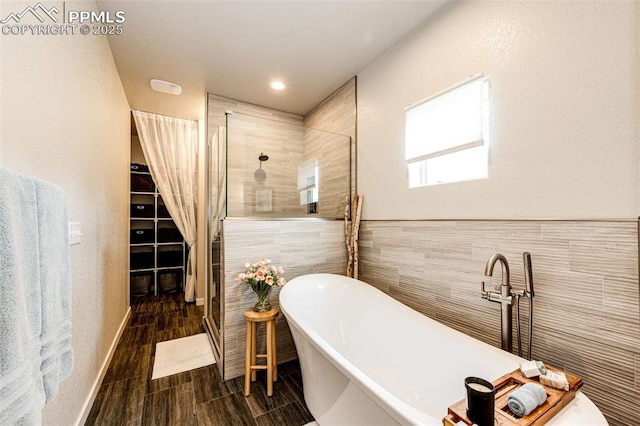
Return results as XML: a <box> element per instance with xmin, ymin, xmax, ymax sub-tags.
<box><xmin>235</xmin><ymin>258</ymin><xmax>286</xmax><ymax>312</ymax></box>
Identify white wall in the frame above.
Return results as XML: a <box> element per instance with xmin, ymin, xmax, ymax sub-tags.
<box><xmin>358</xmin><ymin>1</ymin><xmax>639</xmax><ymax>220</ymax></box>
<box><xmin>0</xmin><ymin>1</ymin><xmax>131</xmax><ymax>424</ymax></box>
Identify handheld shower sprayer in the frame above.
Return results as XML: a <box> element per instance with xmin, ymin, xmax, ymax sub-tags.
<box><xmin>523</xmin><ymin>252</ymin><xmax>534</xmax><ymax>360</ymax></box>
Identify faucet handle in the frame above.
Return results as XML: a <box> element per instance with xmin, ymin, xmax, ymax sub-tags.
<box><xmin>511</xmin><ymin>289</ymin><xmax>525</xmax><ymax>298</ymax></box>
<box><xmin>481</xmin><ymin>281</ymin><xmax>489</xmax><ymax>298</ymax></box>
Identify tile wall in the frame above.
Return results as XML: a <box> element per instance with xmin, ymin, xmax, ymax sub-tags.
<box><xmin>207</xmin><ymin>89</ymin><xmax>354</xmax><ymax>219</ymax></box>
<box><xmin>358</xmin><ymin>219</ymin><xmax>639</xmax><ymax>425</ymax></box>
<box><xmin>304</xmin><ymin>78</ymin><xmax>356</xmax><ymax>146</ymax></box>
<box><xmin>222</xmin><ymin>219</ymin><xmax>346</xmax><ymax>379</ymax></box>
<box><xmin>304</xmin><ymin>77</ymin><xmax>357</xmax><ymax>212</ymax></box>
<box><xmin>207</xmin><ymin>94</ymin><xmax>305</xmax><ymax>219</ymax></box>
<box><xmin>300</xmin><ymin>127</ymin><xmax>351</xmax><ymax>218</ymax></box>
<box><xmin>226</xmin><ymin>113</ymin><xmax>305</xmax><ymax>217</ymax></box>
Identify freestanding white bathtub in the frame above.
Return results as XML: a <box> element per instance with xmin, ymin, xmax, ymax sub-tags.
<box><xmin>279</xmin><ymin>273</ymin><xmax>606</xmax><ymax>425</ymax></box>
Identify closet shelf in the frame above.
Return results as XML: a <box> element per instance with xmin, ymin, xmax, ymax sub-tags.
<box><xmin>129</xmin><ymin>163</ymin><xmax>186</xmax><ymax>299</ymax></box>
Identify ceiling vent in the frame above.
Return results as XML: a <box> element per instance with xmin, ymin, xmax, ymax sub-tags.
<box><xmin>150</xmin><ymin>79</ymin><xmax>182</xmax><ymax>95</ymax></box>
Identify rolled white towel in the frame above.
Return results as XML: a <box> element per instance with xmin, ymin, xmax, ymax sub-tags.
<box><xmin>507</xmin><ymin>383</ymin><xmax>547</xmax><ymax>418</ymax></box>
<box><xmin>521</xmin><ymin>383</ymin><xmax>547</xmax><ymax>405</ymax></box>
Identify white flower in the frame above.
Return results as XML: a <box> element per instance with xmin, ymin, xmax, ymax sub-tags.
<box><xmin>244</xmin><ymin>262</ymin><xmax>251</xmax><ymax>268</ymax></box>
<box><xmin>266</xmin><ymin>276</ymin><xmax>274</xmax><ymax>286</ymax></box>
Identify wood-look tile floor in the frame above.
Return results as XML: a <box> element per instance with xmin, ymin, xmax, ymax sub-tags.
<box><xmin>86</xmin><ymin>293</ymin><xmax>314</xmax><ymax>426</ymax></box>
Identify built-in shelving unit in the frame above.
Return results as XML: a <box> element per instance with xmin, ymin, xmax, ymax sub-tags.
<box><xmin>130</xmin><ymin>164</ymin><xmax>186</xmax><ymax>298</ymax></box>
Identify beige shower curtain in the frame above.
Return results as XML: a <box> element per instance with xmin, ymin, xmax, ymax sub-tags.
<box><xmin>132</xmin><ymin>110</ymin><xmax>199</xmax><ymax>302</ymax></box>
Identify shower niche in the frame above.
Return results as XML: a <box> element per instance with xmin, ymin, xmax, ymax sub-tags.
<box><xmin>204</xmin><ymin>107</ymin><xmax>353</xmax><ymax>377</ymax></box>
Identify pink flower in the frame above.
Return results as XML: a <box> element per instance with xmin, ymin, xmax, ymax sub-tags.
<box><xmin>237</xmin><ymin>258</ymin><xmax>286</xmax><ymax>289</ymax></box>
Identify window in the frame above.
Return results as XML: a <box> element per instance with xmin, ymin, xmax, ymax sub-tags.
<box><xmin>405</xmin><ymin>75</ymin><xmax>489</xmax><ymax>187</ymax></box>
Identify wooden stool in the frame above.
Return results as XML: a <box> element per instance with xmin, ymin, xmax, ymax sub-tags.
<box><xmin>244</xmin><ymin>308</ymin><xmax>279</xmax><ymax>396</ymax></box>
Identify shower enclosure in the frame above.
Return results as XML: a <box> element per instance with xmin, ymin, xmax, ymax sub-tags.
<box><xmin>204</xmin><ymin>111</ymin><xmax>352</xmax><ymax>368</ymax></box>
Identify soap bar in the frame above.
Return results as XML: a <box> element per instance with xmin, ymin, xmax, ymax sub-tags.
<box><xmin>520</xmin><ymin>360</ymin><xmax>546</xmax><ymax>378</ymax></box>
<box><xmin>540</xmin><ymin>371</ymin><xmax>569</xmax><ymax>391</ymax></box>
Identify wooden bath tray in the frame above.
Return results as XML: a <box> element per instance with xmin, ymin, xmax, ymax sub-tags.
<box><xmin>442</xmin><ymin>366</ymin><xmax>582</xmax><ymax>426</ymax></box>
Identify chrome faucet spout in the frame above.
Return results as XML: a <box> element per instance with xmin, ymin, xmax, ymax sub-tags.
<box><xmin>482</xmin><ymin>253</ymin><xmax>513</xmax><ymax>353</ymax></box>
<box><xmin>484</xmin><ymin>253</ymin><xmax>510</xmax><ymax>287</ymax></box>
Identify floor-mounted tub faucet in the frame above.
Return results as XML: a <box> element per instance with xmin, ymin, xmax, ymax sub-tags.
<box><xmin>481</xmin><ymin>253</ymin><xmax>536</xmax><ymax>359</ymax></box>
<box><xmin>481</xmin><ymin>254</ymin><xmax>513</xmax><ymax>352</ymax></box>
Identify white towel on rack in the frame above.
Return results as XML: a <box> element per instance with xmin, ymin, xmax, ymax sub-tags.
<box><xmin>34</xmin><ymin>177</ymin><xmax>73</xmax><ymax>403</ymax></box>
<box><xmin>0</xmin><ymin>168</ymin><xmax>46</xmax><ymax>425</ymax></box>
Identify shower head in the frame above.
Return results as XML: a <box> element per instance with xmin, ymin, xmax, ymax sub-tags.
<box><xmin>255</xmin><ymin>152</ymin><xmax>269</xmax><ymax>183</ymax></box>
<box><xmin>254</xmin><ymin>168</ymin><xmax>266</xmax><ymax>183</ymax></box>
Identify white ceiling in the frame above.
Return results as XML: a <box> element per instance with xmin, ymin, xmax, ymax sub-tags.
<box><xmin>98</xmin><ymin>0</ymin><xmax>451</xmax><ymax>120</ymax></box>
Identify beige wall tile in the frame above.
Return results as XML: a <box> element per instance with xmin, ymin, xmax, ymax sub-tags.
<box><xmin>359</xmin><ymin>220</ymin><xmax>639</xmax><ymax>425</ymax></box>
<box><xmin>209</xmin><ymin>89</ymin><xmax>354</xmax><ymax>220</ymax></box>
<box><xmin>304</xmin><ymin>78</ymin><xmax>357</xmax><ymax>204</ymax></box>
<box><xmin>222</xmin><ymin>219</ymin><xmax>346</xmax><ymax>379</ymax></box>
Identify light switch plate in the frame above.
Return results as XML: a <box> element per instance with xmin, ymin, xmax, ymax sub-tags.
<box><xmin>68</xmin><ymin>222</ymin><xmax>82</xmax><ymax>245</ymax></box>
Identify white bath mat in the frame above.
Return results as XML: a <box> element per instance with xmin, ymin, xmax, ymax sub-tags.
<box><xmin>151</xmin><ymin>333</ymin><xmax>216</xmax><ymax>380</ymax></box>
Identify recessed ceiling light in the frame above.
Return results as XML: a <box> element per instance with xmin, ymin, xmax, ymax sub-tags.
<box><xmin>150</xmin><ymin>79</ymin><xmax>182</xmax><ymax>95</ymax></box>
<box><xmin>270</xmin><ymin>81</ymin><xmax>286</xmax><ymax>91</ymax></box>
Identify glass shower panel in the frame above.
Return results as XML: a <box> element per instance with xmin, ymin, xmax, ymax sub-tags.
<box><xmin>226</xmin><ymin>112</ymin><xmax>351</xmax><ymax>218</ymax></box>
<box><xmin>205</xmin><ymin>126</ymin><xmax>225</xmax><ymax>352</ymax></box>
<box><xmin>301</xmin><ymin>126</ymin><xmax>352</xmax><ymax>218</ymax></box>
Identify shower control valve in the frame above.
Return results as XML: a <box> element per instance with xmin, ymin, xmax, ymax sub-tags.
<box><xmin>481</xmin><ymin>281</ymin><xmax>514</xmax><ymax>305</ymax></box>
<box><xmin>511</xmin><ymin>289</ymin><xmax>525</xmax><ymax>298</ymax></box>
